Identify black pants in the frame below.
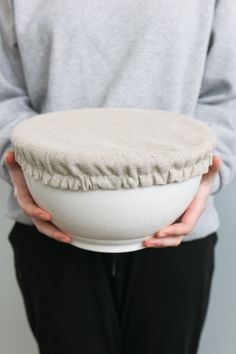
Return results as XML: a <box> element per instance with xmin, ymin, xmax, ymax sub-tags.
<box><xmin>8</xmin><ymin>222</ymin><xmax>218</xmax><ymax>354</ymax></box>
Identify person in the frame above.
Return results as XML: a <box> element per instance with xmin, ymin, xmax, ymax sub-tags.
<box><xmin>0</xmin><ymin>1</ymin><xmax>235</xmax><ymax>354</ymax></box>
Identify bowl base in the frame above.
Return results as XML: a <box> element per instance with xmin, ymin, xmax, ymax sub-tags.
<box><xmin>69</xmin><ymin>235</ymin><xmax>147</xmax><ymax>253</ymax></box>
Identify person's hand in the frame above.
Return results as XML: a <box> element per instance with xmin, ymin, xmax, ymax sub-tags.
<box><xmin>4</xmin><ymin>150</ymin><xmax>72</xmax><ymax>244</ymax></box>
<box><xmin>143</xmin><ymin>155</ymin><xmax>222</xmax><ymax>248</ymax></box>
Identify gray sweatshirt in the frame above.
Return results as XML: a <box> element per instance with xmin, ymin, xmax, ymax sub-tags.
<box><xmin>0</xmin><ymin>0</ymin><xmax>236</xmax><ymax>242</ymax></box>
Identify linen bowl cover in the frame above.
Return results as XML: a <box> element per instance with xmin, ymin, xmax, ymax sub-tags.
<box><xmin>10</xmin><ymin>107</ymin><xmax>217</xmax><ymax>191</ymax></box>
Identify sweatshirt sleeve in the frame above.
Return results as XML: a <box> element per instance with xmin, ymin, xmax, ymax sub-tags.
<box><xmin>194</xmin><ymin>0</ymin><xmax>236</xmax><ymax>195</ymax></box>
<box><xmin>0</xmin><ymin>0</ymin><xmax>38</xmax><ymax>186</ymax></box>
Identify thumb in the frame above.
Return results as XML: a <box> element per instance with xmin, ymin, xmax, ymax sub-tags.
<box><xmin>209</xmin><ymin>155</ymin><xmax>222</xmax><ymax>174</ymax></box>
<box><xmin>4</xmin><ymin>150</ymin><xmax>19</xmax><ymax>169</ymax></box>
<box><xmin>200</xmin><ymin>155</ymin><xmax>222</xmax><ymax>188</ymax></box>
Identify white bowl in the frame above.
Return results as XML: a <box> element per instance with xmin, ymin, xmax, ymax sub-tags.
<box><xmin>23</xmin><ymin>172</ymin><xmax>202</xmax><ymax>253</ymax></box>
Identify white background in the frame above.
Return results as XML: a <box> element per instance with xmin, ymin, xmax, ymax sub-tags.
<box><xmin>0</xmin><ymin>177</ymin><xmax>236</xmax><ymax>354</ymax></box>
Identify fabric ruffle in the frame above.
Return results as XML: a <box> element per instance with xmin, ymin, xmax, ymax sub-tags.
<box><xmin>10</xmin><ymin>108</ymin><xmax>217</xmax><ymax>192</ymax></box>
<box><xmin>14</xmin><ymin>147</ymin><xmax>213</xmax><ymax>191</ymax></box>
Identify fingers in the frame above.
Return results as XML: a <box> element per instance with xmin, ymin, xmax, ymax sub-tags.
<box><xmin>210</xmin><ymin>155</ymin><xmax>222</xmax><ymax>173</ymax></box>
<box><xmin>5</xmin><ymin>150</ymin><xmax>73</xmax><ymax>243</ymax></box>
<box><xmin>146</xmin><ymin>154</ymin><xmax>223</xmax><ymax>249</ymax></box>
<box><xmin>150</xmin><ymin>197</ymin><xmax>204</xmax><ymax>242</ymax></box>
<box><xmin>159</xmin><ymin>200</ymin><xmax>204</xmax><ymax>238</ymax></box>
<box><xmin>5</xmin><ymin>151</ymin><xmax>52</xmax><ymax>220</ymax></box>
<box><xmin>5</xmin><ymin>151</ymin><xmax>72</xmax><ymax>243</ymax></box>
<box><xmin>143</xmin><ymin>201</ymin><xmax>201</xmax><ymax>248</ymax></box>
<box><xmin>201</xmin><ymin>155</ymin><xmax>222</xmax><ymax>189</ymax></box>
<box><xmin>143</xmin><ymin>235</ymin><xmax>184</xmax><ymax>248</ymax></box>
<box><xmin>4</xmin><ymin>150</ymin><xmax>16</xmax><ymax>165</ymax></box>
<box><xmin>16</xmin><ymin>191</ymin><xmax>52</xmax><ymax>220</ymax></box>
<box><xmin>31</xmin><ymin>217</ymin><xmax>72</xmax><ymax>243</ymax></box>
<box><xmin>144</xmin><ymin>166</ymin><xmax>211</xmax><ymax>248</ymax></box>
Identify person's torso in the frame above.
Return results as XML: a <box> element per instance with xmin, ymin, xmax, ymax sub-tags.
<box><xmin>13</xmin><ymin>0</ymin><xmax>216</xmax><ymax>115</ymax></box>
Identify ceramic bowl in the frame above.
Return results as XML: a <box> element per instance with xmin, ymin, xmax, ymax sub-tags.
<box><xmin>23</xmin><ymin>172</ymin><xmax>202</xmax><ymax>253</ymax></box>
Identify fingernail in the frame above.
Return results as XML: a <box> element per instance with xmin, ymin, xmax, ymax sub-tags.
<box><xmin>39</xmin><ymin>213</ymin><xmax>50</xmax><ymax>219</ymax></box>
<box><xmin>157</xmin><ymin>233</ymin><xmax>168</xmax><ymax>238</ymax></box>
<box><xmin>4</xmin><ymin>151</ymin><xmax>14</xmax><ymax>164</ymax></box>
<box><xmin>144</xmin><ymin>242</ymin><xmax>153</xmax><ymax>247</ymax></box>
<box><xmin>61</xmin><ymin>237</ymin><xmax>72</xmax><ymax>243</ymax></box>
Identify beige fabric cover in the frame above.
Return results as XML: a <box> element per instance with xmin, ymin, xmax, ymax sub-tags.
<box><xmin>10</xmin><ymin>108</ymin><xmax>217</xmax><ymax>191</ymax></box>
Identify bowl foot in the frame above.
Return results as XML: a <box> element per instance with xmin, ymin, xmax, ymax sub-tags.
<box><xmin>69</xmin><ymin>235</ymin><xmax>147</xmax><ymax>253</ymax></box>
